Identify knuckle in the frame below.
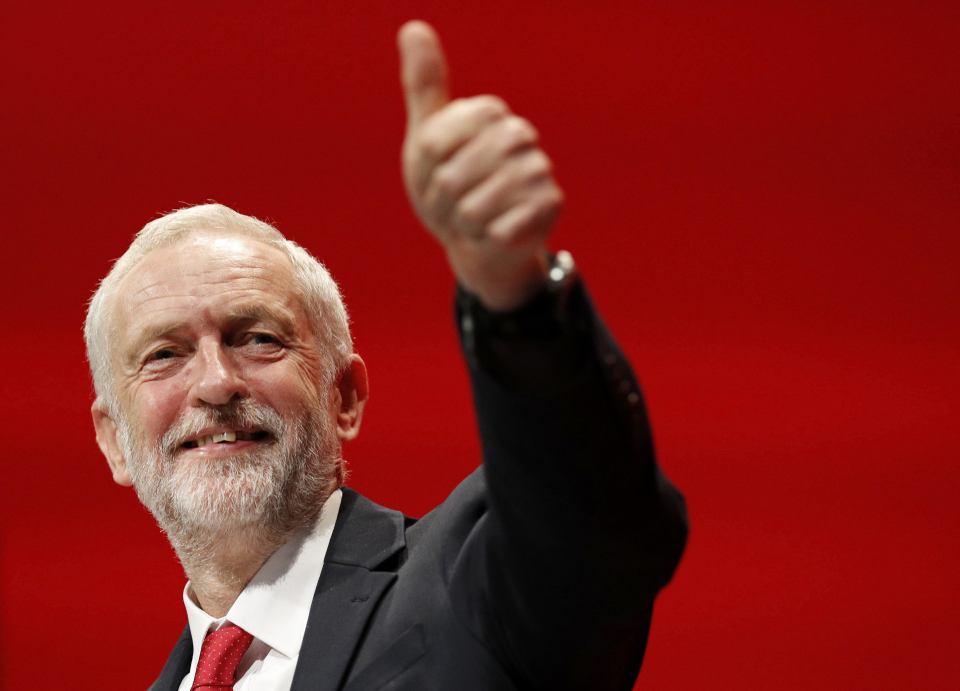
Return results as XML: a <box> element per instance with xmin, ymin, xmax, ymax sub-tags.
<box><xmin>504</xmin><ymin>116</ymin><xmax>538</xmax><ymax>146</ymax></box>
<box><xmin>474</xmin><ymin>94</ymin><xmax>509</xmax><ymax>118</ymax></box>
<box><xmin>492</xmin><ymin>119</ymin><xmax>527</xmax><ymax>153</ymax></box>
<box><xmin>455</xmin><ymin>199</ymin><xmax>484</xmax><ymax>226</ymax></box>
<box><xmin>431</xmin><ymin>164</ymin><xmax>461</xmax><ymax>196</ymax></box>
<box><xmin>535</xmin><ymin>186</ymin><xmax>564</xmax><ymax>219</ymax></box>
<box><xmin>416</xmin><ymin>129</ymin><xmax>445</xmax><ymax>160</ymax></box>
<box><xmin>551</xmin><ymin>186</ymin><xmax>566</xmax><ymax>208</ymax></box>
<box><xmin>525</xmin><ymin>149</ymin><xmax>552</xmax><ymax>176</ymax></box>
<box><xmin>542</xmin><ymin>186</ymin><xmax>564</xmax><ymax>211</ymax></box>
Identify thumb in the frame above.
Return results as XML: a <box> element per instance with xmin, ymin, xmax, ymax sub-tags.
<box><xmin>398</xmin><ymin>20</ymin><xmax>449</xmax><ymax>129</ymax></box>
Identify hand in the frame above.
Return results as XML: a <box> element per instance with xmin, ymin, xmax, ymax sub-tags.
<box><xmin>398</xmin><ymin>21</ymin><xmax>564</xmax><ymax>311</ymax></box>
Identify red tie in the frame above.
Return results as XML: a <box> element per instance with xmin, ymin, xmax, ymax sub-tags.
<box><xmin>191</xmin><ymin>623</ymin><xmax>254</xmax><ymax>690</ymax></box>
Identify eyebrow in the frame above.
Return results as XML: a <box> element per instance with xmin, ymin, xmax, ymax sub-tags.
<box><xmin>122</xmin><ymin>302</ymin><xmax>299</xmax><ymax>365</ymax></box>
<box><xmin>224</xmin><ymin>302</ymin><xmax>298</xmax><ymax>329</ymax></box>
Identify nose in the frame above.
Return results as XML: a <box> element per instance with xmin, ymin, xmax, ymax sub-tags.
<box><xmin>189</xmin><ymin>339</ymin><xmax>248</xmax><ymax>407</ymax></box>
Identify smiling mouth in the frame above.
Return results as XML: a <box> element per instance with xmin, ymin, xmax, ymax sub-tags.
<box><xmin>181</xmin><ymin>430</ymin><xmax>272</xmax><ymax>449</ymax></box>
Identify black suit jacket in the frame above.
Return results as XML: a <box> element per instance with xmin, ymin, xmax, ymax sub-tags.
<box><xmin>150</xmin><ymin>285</ymin><xmax>688</xmax><ymax>690</ymax></box>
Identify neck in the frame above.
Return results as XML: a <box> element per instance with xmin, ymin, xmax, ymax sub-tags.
<box><xmin>152</xmin><ymin>477</ymin><xmax>337</xmax><ymax>617</ymax></box>
<box><xmin>171</xmin><ymin>523</ymin><xmax>300</xmax><ymax>618</ymax></box>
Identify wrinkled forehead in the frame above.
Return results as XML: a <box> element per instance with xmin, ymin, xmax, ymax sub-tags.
<box><xmin>110</xmin><ymin>232</ymin><xmax>305</xmax><ymax>340</ymax></box>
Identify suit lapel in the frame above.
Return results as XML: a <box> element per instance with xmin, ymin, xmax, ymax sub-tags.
<box><xmin>290</xmin><ymin>487</ymin><xmax>406</xmax><ymax>691</ymax></box>
<box><xmin>149</xmin><ymin>626</ymin><xmax>192</xmax><ymax>691</ymax></box>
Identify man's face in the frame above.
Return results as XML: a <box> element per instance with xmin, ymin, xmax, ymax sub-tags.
<box><xmin>101</xmin><ymin>233</ymin><xmax>341</xmax><ymax>535</ymax></box>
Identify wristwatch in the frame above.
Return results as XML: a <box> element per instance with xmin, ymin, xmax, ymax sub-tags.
<box><xmin>545</xmin><ymin>249</ymin><xmax>577</xmax><ymax>305</ymax></box>
<box><xmin>457</xmin><ymin>250</ymin><xmax>580</xmax><ymax>345</ymax></box>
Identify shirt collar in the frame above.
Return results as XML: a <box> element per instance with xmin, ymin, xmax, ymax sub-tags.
<box><xmin>182</xmin><ymin>488</ymin><xmax>342</xmax><ymax>663</ymax></box>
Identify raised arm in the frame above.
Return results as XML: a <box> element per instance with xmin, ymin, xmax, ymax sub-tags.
<box><xmin>398</xmin><ymin>21</ymin><xmax>687</xmax><ymax>689</ymax></box>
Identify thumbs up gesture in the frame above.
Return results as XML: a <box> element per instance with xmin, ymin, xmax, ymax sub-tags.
<box><xmin>399</xmin><ymin>21</ymin><xmax>564</xmax><ymax>311</ymax></box>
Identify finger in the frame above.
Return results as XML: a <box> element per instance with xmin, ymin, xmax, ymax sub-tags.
<box><xmin>488</xmin><ymin>182</ymin><xmax>564</xmax><ymax>244</ymax></box>
<box><xmin>423</xmin><ymin>115</ymin><xmax>539</xmax><ymax>217</ymax></box>
<box><xmin>405</xmin><ymin>95</ymin><xmax>508</xmax><ymax>194</ymax></box>
<box><xmin>398</xmin><ymin>20</ymin><xmax>450</xmax><ymax>130</ymax></box>
<box><xmin>453</xmin><ymin>148</ymin><xmax>554</xmax><ymax>231</ymax></box>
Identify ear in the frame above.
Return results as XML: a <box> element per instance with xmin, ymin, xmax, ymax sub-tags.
<box><xmin>91</xmin><ymin>402</ymin><xmax>134</xmax><ymax>487</ymax></box>
<box><xmin>335</xmin><ymin>355</ymin><xmax>369</xmax><ymax>442</ymax></box>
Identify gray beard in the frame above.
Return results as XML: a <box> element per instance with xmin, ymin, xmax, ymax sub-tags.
<box><xmin>118</xmin><ymin>398</ymin><xmax>341</xmax><ymax>561</ymax></box>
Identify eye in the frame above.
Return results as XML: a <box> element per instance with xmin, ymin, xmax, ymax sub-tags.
<box><xmin>249</xmin><ymin>333</ymin><xmax>279</xmax><ymax>345</ymax></box>
<box><xmin>148</xmin><ymin>347</ymin><xmax>178</xmax><ymax>361</ymax></box>
<box><xmin>140</xmin><ymin>345</ymin><xmax>184</xmax><ymax>373</ymax></box>
<box><xmin>236</xmin><ymin>331</ymin><xmax>284</xmax><ymax>351</ymax></box>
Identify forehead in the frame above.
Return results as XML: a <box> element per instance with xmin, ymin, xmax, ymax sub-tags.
<box><xmin>112</xmin><ymin>233</ymin><xmax>304</xmax><ymax>344</ymax></box>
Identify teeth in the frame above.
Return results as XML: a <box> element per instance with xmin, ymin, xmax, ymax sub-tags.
<box><xmin>194</xmin><ymin>431</ymin><xmax>238</xmax><ymax>447</ymax></box>
<box><xmin>182</xmin><ymin>430</ymin><xmax>268</xmax><ymax>449</ymax></box>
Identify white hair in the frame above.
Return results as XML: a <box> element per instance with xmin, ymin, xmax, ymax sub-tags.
<box><xmin>84</xmin><ymin>203</ymin><xmax>352</xmax><ymax>414</ymax></box>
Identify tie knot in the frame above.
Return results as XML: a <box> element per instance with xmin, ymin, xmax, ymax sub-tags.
<box><xmin>191</xmin><ymin>623</ymin><xmax>254</xmax><ymax>690</ymax></box>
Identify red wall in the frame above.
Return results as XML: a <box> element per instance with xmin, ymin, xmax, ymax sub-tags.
<box><xmin>3</xmin><ymin>2</ymin><xmax>958</xmax><ymax>688</ymax></box>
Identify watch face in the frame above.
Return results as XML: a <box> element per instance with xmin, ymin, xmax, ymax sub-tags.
<box><xmin>548</xmin><ymin>250</ymin><xmax>576</xmax><ymax>286</ymax></box>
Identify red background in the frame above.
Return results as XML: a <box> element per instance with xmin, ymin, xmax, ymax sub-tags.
<box><xmin>3</xmin><ymin>1</ymin><xmax>958</xmax><ymax>688</ymax></box>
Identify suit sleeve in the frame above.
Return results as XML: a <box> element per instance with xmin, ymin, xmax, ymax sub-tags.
<box><xmin>447</xmin><ymin>278</ymin><xmax>688</xmax><ymax>689</ymax></box>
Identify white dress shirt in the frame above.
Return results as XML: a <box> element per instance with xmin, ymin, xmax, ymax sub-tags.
<box><xmin>177</xmin><ymin>489</ymin><xmax>342</xmax><ymax>691</ymax></box>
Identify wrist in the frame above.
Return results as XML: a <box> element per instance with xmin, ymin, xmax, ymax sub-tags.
<box><xmin>448</xmin><ymin>247</ymin><xmax>550</xmax><ymax>311</ymax></box>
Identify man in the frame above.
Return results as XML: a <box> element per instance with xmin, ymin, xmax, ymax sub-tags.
<box><xmin>86</xmin><ymin>21</ymin><xmax>687</xmax><ymax>690</ymax></box>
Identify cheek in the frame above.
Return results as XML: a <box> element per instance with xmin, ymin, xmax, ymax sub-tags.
<box><xmin>129</xmin><ymin>382</ymin><xmax>186</xmax><ymax>441</ymax></box>
<box><xmin>248</xmin><ymin>364</ymin><xmax>330</xmax><ymax>416</ymax></box>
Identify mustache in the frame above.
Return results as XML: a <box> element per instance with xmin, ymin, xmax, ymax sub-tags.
<box><xmin>159</xmin><ymin>400</ymin><xmax>286</xmax><ymax>456</ymax></box>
